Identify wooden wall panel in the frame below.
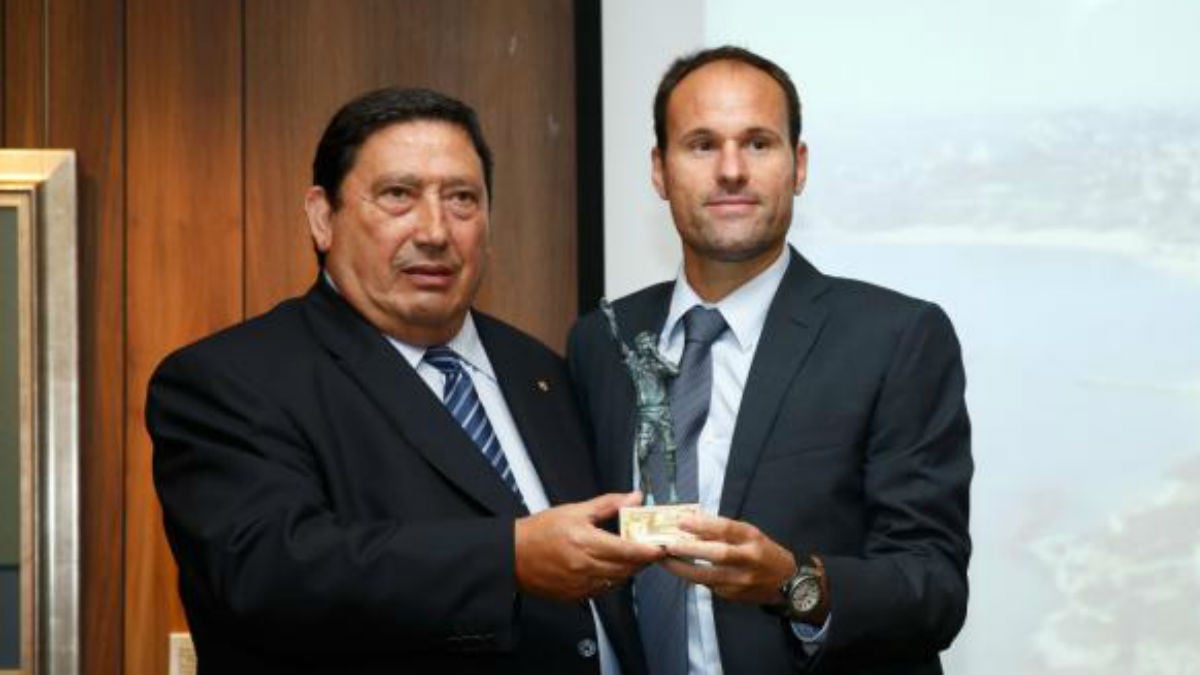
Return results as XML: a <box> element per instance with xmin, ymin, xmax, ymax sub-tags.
<box><xmin>43</xmin><ymin>2</ymin><xmax>126</xmax><ymax>674</ymax></box>
<box><xmin>244</xmin><ymin>0</ymin><xmax>577</xmax><ymax>350</ymax></box>
<box><xmin>3</xmin><ymin>0</ymin><xmax>46</xmax><ymax>146</ymax></box>
<box><xmin>461</xmin><ymin>1</ymin><xmax>577</xmax><ymax>349</ymax></box>
<box><xmin>124</xmin><ymin>2</ymin><xmax>242</xmax><ymax>674</ymax></box>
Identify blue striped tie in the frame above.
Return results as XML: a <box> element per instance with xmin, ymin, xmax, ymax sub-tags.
<box><xmin>424</xmin><ymin>346</ymin><xmax>523</xmax><ymax>499</ymax></box>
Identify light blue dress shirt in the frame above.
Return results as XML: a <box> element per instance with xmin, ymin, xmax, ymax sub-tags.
<box><xmin>653</xmin><ymin>249</ymin><xmax>828</xmax><ymax>675</ymax></box>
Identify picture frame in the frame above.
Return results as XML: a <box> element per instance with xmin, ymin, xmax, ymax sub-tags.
<box><xmin>0</xmin><ymin>150</ymin><xmax>80</xmax><ymax>675</ymax></box>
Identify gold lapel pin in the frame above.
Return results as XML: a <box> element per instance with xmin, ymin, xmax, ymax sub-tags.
<box><xmin>536</xmin><ymin>379</ymin><xmax>551</xmax><ymax>392</ymax></box>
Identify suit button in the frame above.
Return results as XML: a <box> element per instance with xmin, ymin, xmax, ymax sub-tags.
<box><xmin>577</xmin><ymin>638</ymin><xmax>598</xmax><ymax>658</ymax></box>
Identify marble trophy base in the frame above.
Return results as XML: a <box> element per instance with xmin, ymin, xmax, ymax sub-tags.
<box><xmin>619</xmin><ymin>503</ymin><xmax>700</xmax><ymax>545</ymax></box>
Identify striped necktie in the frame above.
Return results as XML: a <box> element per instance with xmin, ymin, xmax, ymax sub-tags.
<box><xmin>424</xmin><ymin>345</ymin><xmax>523</xmax><ymax>499</ymax></box>
<box><xmin>636</xmin><ymin>306</ymin><xmax>728</xmax><ymax>675</ymax></box>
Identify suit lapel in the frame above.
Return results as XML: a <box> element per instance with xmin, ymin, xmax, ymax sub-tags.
<box><xmin>476</xmin><ymin>315</ymin><xmax>579</xmax><ymax>505</ymax></box>
<box><xmin>719</xmin><ymin>250</ymin><xmax>830</xmax><ymax>518</ymax></box>
<box><xmin>301</xmin><ymin>281</ymin><xmax>520</xmax><ymax>516</ymax></box>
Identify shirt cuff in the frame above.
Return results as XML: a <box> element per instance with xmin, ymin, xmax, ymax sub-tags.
<box><xmin>790</xmin><ymin>613</ymin><xmax>831</xmax><ymax>655</ymax></box>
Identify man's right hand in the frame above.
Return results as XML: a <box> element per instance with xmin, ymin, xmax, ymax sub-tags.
<box><xmin>514</xmin><ymin>491</ymin><xmax>665</xmax><ymax>601</ymax></box>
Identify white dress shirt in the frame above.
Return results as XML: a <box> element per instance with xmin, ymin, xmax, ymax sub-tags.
<box><xmin>653</xmin><ymin>249</ymin><xmax>825</xmax><ymax>675</ymax></box>
<box><xmin>384</xmin><ymin>313</ymin><xmax>621</xmax><ymax>675</ymax></box>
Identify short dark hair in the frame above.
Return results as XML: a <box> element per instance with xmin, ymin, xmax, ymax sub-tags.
<box><xmin>653</xmin><ymin>45</ymin><xmax>802</xmax><ymax>152</ymax></box>
<box><xmin>312</xmin><ymin>86</ymin><xmax>494</xmax><ymax>210</ymax></box>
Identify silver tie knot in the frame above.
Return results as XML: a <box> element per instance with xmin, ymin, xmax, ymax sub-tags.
<box><xmin>682</xmin><ymin>306</ymin><xmax>727</xmax><ymax>346</ymax></box>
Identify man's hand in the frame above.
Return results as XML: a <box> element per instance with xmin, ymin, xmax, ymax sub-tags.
<box><xmin>515</xmin><ymin>492</ymin><xmax>665</xmax><ymax>601</ymax></box>
<box><xmin>661</xmin><ymin>513</ymin><xmax>795</xmax><ymax>604</ymax></box>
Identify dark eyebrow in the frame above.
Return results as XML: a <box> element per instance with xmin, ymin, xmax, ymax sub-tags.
<box><xmin>676</xmin><ymin>126</ymin><xmax>784</xmax><ymax>146</ymax></box>
<box><xmin>742</xmin><ymin>126</ymin><xmax>784</xmax><ymax>141</ymax></box>
<box><xmin>368</xmin><ymin>173</ymin><xmax>421</xmax><ymax>191</ymax></box>
<box><xmin>440</xmin><ymin>177</ymin><xmax>484</xmax><ymax>191</ymax></box>
<box><xmin>678</xmin><ymin>128</ymin><xmax>716</xmax><ymax>145</ymax></box>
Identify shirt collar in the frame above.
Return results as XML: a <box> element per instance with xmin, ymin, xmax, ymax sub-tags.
<box><xmin>662</xmin><ymin>246</ymin><xmax>790</xmax><ymax>353</ymax></box>
<box><xmin>384</xmin><ymin>313</ymin><xmax>495</xmax><ymax>381</ymax></box>
<box><xmin>323</xmin><ymin>272</ymin><xmax>494</xmax><ymax>381</ymax></box>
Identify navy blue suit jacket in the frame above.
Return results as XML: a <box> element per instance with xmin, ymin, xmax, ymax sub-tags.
<box><xmin>148</xmin><ymin>281</ymin><xmax>645</xmax><ymax>675</ymax></box>
<box><xmin>567</xmin><ymin>248</ymin><xmax>972</xmax><ymax>674</ymax></box>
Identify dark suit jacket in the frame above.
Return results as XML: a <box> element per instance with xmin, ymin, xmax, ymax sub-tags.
<box><xmin>567</xmin><ymin>248</ymin><xmax>972</xmax><ymax>675</ymax></box>
<box><xmin>147</xmin><ymin>281</ymin><xmax>645</xmax><ymax>675</ymax></box>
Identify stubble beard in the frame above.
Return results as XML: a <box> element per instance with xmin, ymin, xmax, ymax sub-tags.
<box><xmin>679</xmin><ymin>209</ymin><xmax>790</xmax><ymax>265</ymax></box>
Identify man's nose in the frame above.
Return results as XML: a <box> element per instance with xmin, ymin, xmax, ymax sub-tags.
<box><xmin>716</xmin><ymin>142</ymin><xmax>748</xmax><ymax>187</ymax></box>
<box><xmin>413</xmin><ymin>193</ymin><xmax>449</xmax><ymax>246</ymax></box>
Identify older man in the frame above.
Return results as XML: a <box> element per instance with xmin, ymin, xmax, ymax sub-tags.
<box><xmin>148</xmin><ymin>87</ymin><xmax>660</xmax><ymax>675</ymax></box>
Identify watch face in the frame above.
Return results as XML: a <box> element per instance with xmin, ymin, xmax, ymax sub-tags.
<box><xmin>789</xmin><ymin>577</ymin><xmax>820</xmax><ymax>614</ymax></box>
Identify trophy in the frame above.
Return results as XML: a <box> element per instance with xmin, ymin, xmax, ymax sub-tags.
<box><xmin>600</xmin><ymin>299</ymin><xmax>700</xmax><ymax>545</ymax></box>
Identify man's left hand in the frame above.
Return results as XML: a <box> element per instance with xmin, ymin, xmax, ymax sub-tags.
<box><xmin>661</xmin><ymin>514</ymin><xmax>795</xmax><ymax>604</ymax></box>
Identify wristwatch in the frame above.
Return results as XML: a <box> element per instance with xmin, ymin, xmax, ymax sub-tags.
<box><xmin>767</xmin><ymin>555</ymin><xmax>829</xmax><ymax>625</ymax></box>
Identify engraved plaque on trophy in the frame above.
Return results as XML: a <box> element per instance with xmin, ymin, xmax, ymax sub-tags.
<box><xmin>619</xmin><ymin>502</ymin><xmax>699</xmax><ymax>545</ymax></box>
<box><xmin>600</xmin><ymin>299</ymin><xmax>699</xmax><ymax>545</ymax></box>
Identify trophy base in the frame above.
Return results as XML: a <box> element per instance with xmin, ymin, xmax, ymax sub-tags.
<box><xmin>619</xmin><ymin>503</ymin><xmax>700</xmax><ymax>545</ymax></box>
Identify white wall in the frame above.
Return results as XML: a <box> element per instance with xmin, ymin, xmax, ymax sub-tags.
<box><xmin>601</xmin><ymin>0</ymin><xmax>703</xmax><ymax>299</ymax></box>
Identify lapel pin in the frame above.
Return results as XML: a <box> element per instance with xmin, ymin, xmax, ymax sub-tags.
<box><xmin>536</xmin><ymin>379</ymin><xmax>551</xmax><ymax>392</ymax></box>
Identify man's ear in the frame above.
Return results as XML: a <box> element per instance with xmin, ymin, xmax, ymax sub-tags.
<box><xmin>305</xmin><ymin>186</ymin><xmax>334</xmax><ymax>253</ymax></box>
<box><xmin>793</xmin><ymin>141</ymin><xmax>809</xmax><ymax>196</ymax></box>
<box><xmin>651</xmin><ymin>146</ymin><xmax>667</xmax><ymax>200</ymax></box>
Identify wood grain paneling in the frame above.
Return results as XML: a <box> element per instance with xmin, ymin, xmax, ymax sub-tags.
<box><xmin>461</xmin><ymin>0</ymin><xmax>577</xmax><ymax>350</ymax></box>
<box><xmin>43</xmin><ymin>1</ymin><xmax>126</xmax><ymax>673</ymax></box>
<box><xmin>244</xmin><ymin>0</ymin><xmax>577</xmax><ymax>350</ymax></box>
<box><xmin>124</xmin><ymin>1</ymin><xmax>242</xmax><ymax>674</ymax></box>
<box><xmin>3</xmin><ymin>0</ymin><xmax>46</xmax><ymax>146</ymax></box>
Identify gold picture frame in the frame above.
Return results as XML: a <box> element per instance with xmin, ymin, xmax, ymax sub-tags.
<box><xmin>0</xmin><ymin>150</ymin><xmax>79</xmax><ymax>675</ymax></box>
